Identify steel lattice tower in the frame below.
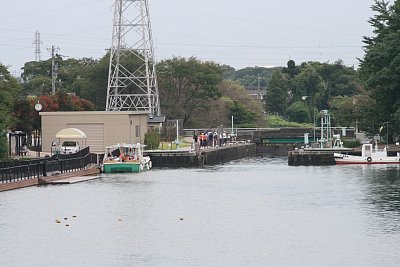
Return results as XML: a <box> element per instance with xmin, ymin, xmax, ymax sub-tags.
<box><xmin>106</xmin><ymin>0</ymin><xmax>160</xmax><ymax>116</ymax></box>
<box><xmin>33</xmin><ymin>31</ymin><xmax>41</xmax><ymax>62</ymax></box>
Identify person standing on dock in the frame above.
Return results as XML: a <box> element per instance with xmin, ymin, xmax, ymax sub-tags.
<box><xmin>208</xmin><ymin>131</ymin><xmax>213</xmax><ymax>148</ymax></box>
<box><xmin>199</xmin><ymin>132</ymin><xmax>205</xmax><ymax>149</ymax></box>
<box><xmin>222</xmin><ymin>131</ymin><xmax>227</xmax><ymax>146</ymax></box>
<box><xmin>193</xmin><ymin>131</ymin><xmax>199</xmax><ymax>152</ymax></box>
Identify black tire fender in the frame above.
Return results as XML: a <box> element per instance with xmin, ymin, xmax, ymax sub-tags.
<box><xmin>367</xmin><ymin>157</ymin><xmax>372</xmax><ymax>163</ymax></box>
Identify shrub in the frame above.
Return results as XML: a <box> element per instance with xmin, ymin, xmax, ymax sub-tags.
<box><xmin>0</xmin><ymin>131</ymin><xmax>8</xmax><ymax>159</ymax></box>
<box><xmin>342</xmin><ymin>139</ymin><xmax>360</xmax><ymax>148</ymax></box>
<box><xmin>267</xmin><ymin>115</ymin><xmax>312</xmax><ymax>128</ymax></box>
<box><xmin>144</xmin><ymin>132</ymin><xmax>160</xmax><ymax>150</ymax></box>
<box><xmin>286</xmin><ymin>101</ymin><xmax>311</xmax><ymax>123</ymax></box>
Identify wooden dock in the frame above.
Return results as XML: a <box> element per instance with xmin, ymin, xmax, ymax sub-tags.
<box><xmin>45</xmin><ymin>175</ymin><xmax>100</xmax><ymax>184</ymax></box>
<box><xmin>0</xmin><ymin>165</ymin><xmax>100</xmax><ymax>192</ymax></box>
<box><xmin>39</xmin><ymin>164</ymin><xmax>100</xmax><ymax>185</ymax></box>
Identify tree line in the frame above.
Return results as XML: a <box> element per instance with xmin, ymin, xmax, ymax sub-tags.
<box><xmin>1</xmin><ymin>0</ymin><xmax>399</xmax><ymax>157</ymax></box>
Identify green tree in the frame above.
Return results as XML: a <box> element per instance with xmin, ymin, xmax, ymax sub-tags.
<box><xmin>282</xmin><ymin>59</ymin><xmax>300</xmax><ymax>79</ymax></box>
<box><xmin>291</xmin><ymin>64</ymin><xmax>326</xmax><ymax>102</ymax></box>
<box><xmin>21</xmin><ymin>60</ymin><xmax>51</xmax><ymax>83</ymax></box>
<box><xmin>12</xmin><ymin>98</ymin><xmax>35</xmax><ymax>133</ymax></box>
<box><xmin>55</xmin><ymin>90</ymin><xmax>73</xmax><ymax>111</ymax></box>
<box><xmin>229</xmin><ymin>101</ymin><xmax>258</xmax><ymax>127</ymax></box>
<box><xmin>218</xmin><ymin>80</ymin><xmax>265</xmax><ymax>123</ymax></box>
<box><xmin>144</xmin><ymin>131</ymin><xmax>160</xmax><ymax>149</ymax></box>
<box><xmin>354</xmin><ymin>96</ymin><xmax>384</xmax><ymax>137</ymax></box>
<box><xmin>286</xmin><ymin>101</ymin><xmax>311</xmax><ymax>123</ymax></box>
<box><xmin>22</xmin><ymin>76</ymin><xmax>52</xmax><ymax>96</ymax></box>
<box><xmin>359</xmin><ymin>0</ymin><xmax>400</xmax><ymax>139</ymax></box>
<box><xmin>220</xmin><ymin>64</ymin><xmax>236</xmax><ymax>79</ymax></box>
<box><xmin>0</xmin><ymin>64</ymin><xmax>21</xmax><ymax>157</ymax></box>
<box><xmin>264</xmin><ymin>71</ymin><xmax>289</xmax><ymax>116</ymax></box>
<box><xmin>329</xmin><ymin>96</ymin><xmax>355</xmax><ymax>127</ymax></box>
<box><xmin>314</xmin><ymin>60</ymin><xmax>359</xmax><ymax>97</ymax></box>
<box><xmin>157</xmin><ymin>57</ymin><xmax>223</xmax><ymax>126</ymax></box>
<box><xmin>227</xmin><ymin>66</ymin><xmax>273</xmax><ymax>88</ymax></box>
<box><xmin>80</xmin><ymin>55</ymin><xmax>109</xmax><ymax>110</ymax></box>
<box><xmin>21</xmin><ymin>57</ymin><xmax>102</xmax><ymax>108</ymax></box>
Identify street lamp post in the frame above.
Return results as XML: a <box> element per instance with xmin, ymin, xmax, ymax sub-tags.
<box><xmin>34</xmin><ymin>101</ymin><xmax>42</xmax><ymax>157</ymax></box>
<box><xmin>302</xmin><ymin>96</ymin><xmax>316</xmax><ymax>142</ymax></box>
<box><xmin>384</xmin><ymin>121</ymin><xmax>389</xmax><ymax>147</ymax></box>
<box><xmin>231</xmin><ymin>116</ymin><xmax>234</xmax><ymax>137</ymax></box>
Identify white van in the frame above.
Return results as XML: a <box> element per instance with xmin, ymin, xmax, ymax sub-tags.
<box><xmin>60</xmin><ymin>141</ymin><xmax>80</xmax><ymax>154</ymax></box>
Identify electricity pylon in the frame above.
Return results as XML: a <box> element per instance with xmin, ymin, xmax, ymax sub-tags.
<box><xmin>33</xmin><ymin>31</ymin><xmax>42</xmax><ymax>62</ymax></box>
<box><xmin>106</xmin><ymin>0</ymin><xmax>160</xmax><ymax>116</ymax></box>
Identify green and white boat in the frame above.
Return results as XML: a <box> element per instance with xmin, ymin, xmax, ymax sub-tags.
<box><xmin>101</xmin><ymin>143</ymin><xmax>152</xmax><ymax>173</ymax></box>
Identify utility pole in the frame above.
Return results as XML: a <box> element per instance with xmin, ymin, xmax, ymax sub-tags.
<box><xmin>106</xmin><ymin>0</ymin><xmax>160</xmax><ymax>116</ymax></box>
<box><xmin>33</xmin><ymin>31</ymin><xmax>42</xmax><ymax>62</ymax></box>
<box><xmin>49</xmin><ymin>45</ymin><xmax>60</xmax><ymax>94</ymax></box>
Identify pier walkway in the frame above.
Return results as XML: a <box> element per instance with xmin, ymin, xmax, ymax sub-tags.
<box><xmin>0</xmin><ymin>164</ymin><xmax>100</xmax><ymax>192</ymax></box>
<box><xmin>145</xmin><ymin>142</ymin><xmax>256</xmax><ymax>168</ymax></box>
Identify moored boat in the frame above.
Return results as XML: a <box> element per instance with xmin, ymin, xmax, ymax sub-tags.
<box><xmin>334</xmin><ymin>143</ymin><xmax>400</xmax><ymax>165</ymax></box>
<box><xmin>101</xmin><ymin>143</ymin><xmax>152</xmax><ymax>173</ymax></box>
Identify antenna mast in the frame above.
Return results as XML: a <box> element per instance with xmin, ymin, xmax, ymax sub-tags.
<box><xmin>106</xmin><ymin>0</ymin><xmax>160</xmax><ymax>116</ymax></box>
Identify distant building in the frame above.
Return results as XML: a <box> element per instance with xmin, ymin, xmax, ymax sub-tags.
<box><xmin>40</xmin><ymin>111</ymin><xmax>150</xmax><ymax>154</ymax></box>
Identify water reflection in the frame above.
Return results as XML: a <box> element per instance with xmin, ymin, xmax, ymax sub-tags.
<box><xmin>360</xmin><ymin>165</ymin><xmax>400</xmax><ymax>233</ymax></box>
<box><xmin>1</xmin><ymin>158</ymin><xmax>400</xmax><ymax>266</ymax></box>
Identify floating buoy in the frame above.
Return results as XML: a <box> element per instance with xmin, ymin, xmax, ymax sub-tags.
<box><xmin>72</xmin><ymin>215</ymin><xmax>77</xmax><ymax>218</ymax></box>
<box><xmin>118</xmin><ymin>218</ymin><xmax>123</xmax><ymax>222</ymax></box>
<box><xmin>66</xmin><ymin>224</ymin><xmax>70</xmax><ymax>227</ymax></box>
<box><xmin>64</xmin><ymin>217</ymin><xmax>68</xmax><ymax>220</ymax></box>
<box><xmin>180</xmin><ymin>218</ymin><xmax>184</xmax><ymax>221</ymax></box>
<box><xmin>55</xmin><ymin>220</ymin><xmax>61</xmax><ymax>223</ymax></box>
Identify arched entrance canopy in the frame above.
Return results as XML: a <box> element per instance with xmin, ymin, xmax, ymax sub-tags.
<box><xmin>55</xmin><ymin>128</ymin><xmax>87</xmax><ymax>139</ymax></box>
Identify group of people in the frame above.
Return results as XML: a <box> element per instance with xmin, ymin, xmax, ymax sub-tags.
<box><xmin>193</xmin><ymin>130</ymin><xmax>233</xmax><ymax>149</ymax></box>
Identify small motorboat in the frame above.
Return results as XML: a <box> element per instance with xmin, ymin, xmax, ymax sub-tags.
<box><xmin>101</xmin><ymin>143</ymin><xmax>152</xmax><ymax>173</ymax></box>
<box><xmin>334</xmin><ymin>143</ymin><xmax>400</xmax><ymax>165</ymax></box>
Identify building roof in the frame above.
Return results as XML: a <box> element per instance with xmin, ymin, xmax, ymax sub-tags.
<box><xmin>148</xmin><ymin>115</ymin><xmax>166</xmax><ymax>123</ymax></box>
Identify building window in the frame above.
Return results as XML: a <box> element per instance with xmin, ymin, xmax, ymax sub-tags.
<box><xmin>135</xmin><ymin>125</ymin><xmax>140</xmax><ymax>137</ymax></box>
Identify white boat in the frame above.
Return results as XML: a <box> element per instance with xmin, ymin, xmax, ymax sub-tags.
<box><xmin>334</xmin><ymin>143</ymin><xmax>400</xmax><ymax>165</ymax></box>
<box><xmin>101</xmin><ymin>143</ymin><xmax>152</xmax><ymax>173</ymax></box>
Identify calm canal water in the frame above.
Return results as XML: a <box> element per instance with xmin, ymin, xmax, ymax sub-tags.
<box><xmin>1</xmin><ymin>157</ymin><xmax>400</xmax><ymax>266</ymax></box>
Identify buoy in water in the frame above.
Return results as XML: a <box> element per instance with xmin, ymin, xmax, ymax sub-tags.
<box><xmin>55</xmin><ymin>220</ymin><xmax>61</xmax><ymax>223</ymax></box>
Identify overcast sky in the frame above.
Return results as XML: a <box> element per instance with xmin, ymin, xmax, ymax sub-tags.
<box><xmin>0</xmin><ymin>0</ymin><xmax>382</xmax><ymax>74</ymax></box>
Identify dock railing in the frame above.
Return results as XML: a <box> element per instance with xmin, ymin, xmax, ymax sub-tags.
<box><xmin>0</xmin><ymin>147</ymin><xmax>98</xmax><ymax>184</ymax></box>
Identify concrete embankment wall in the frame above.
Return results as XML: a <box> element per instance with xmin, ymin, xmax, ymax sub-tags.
<box><xmin>256</xmin><ymin>144</ymin><xmax>297</xmax><ymax>156</ymax></box>
<box><xmin>288</xmin><ymin>150</ymin><xmax>337</xmax><ymax>166</ymax></box>
<box><xmin>145</xmin><ymin>143</ymin><xmax>256</xmax><ymax>168</ymax></box>
<box><xmin>200</xmin><ymin>143</ymin><xmax>256</xmax><ymax>165</ymax></box>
